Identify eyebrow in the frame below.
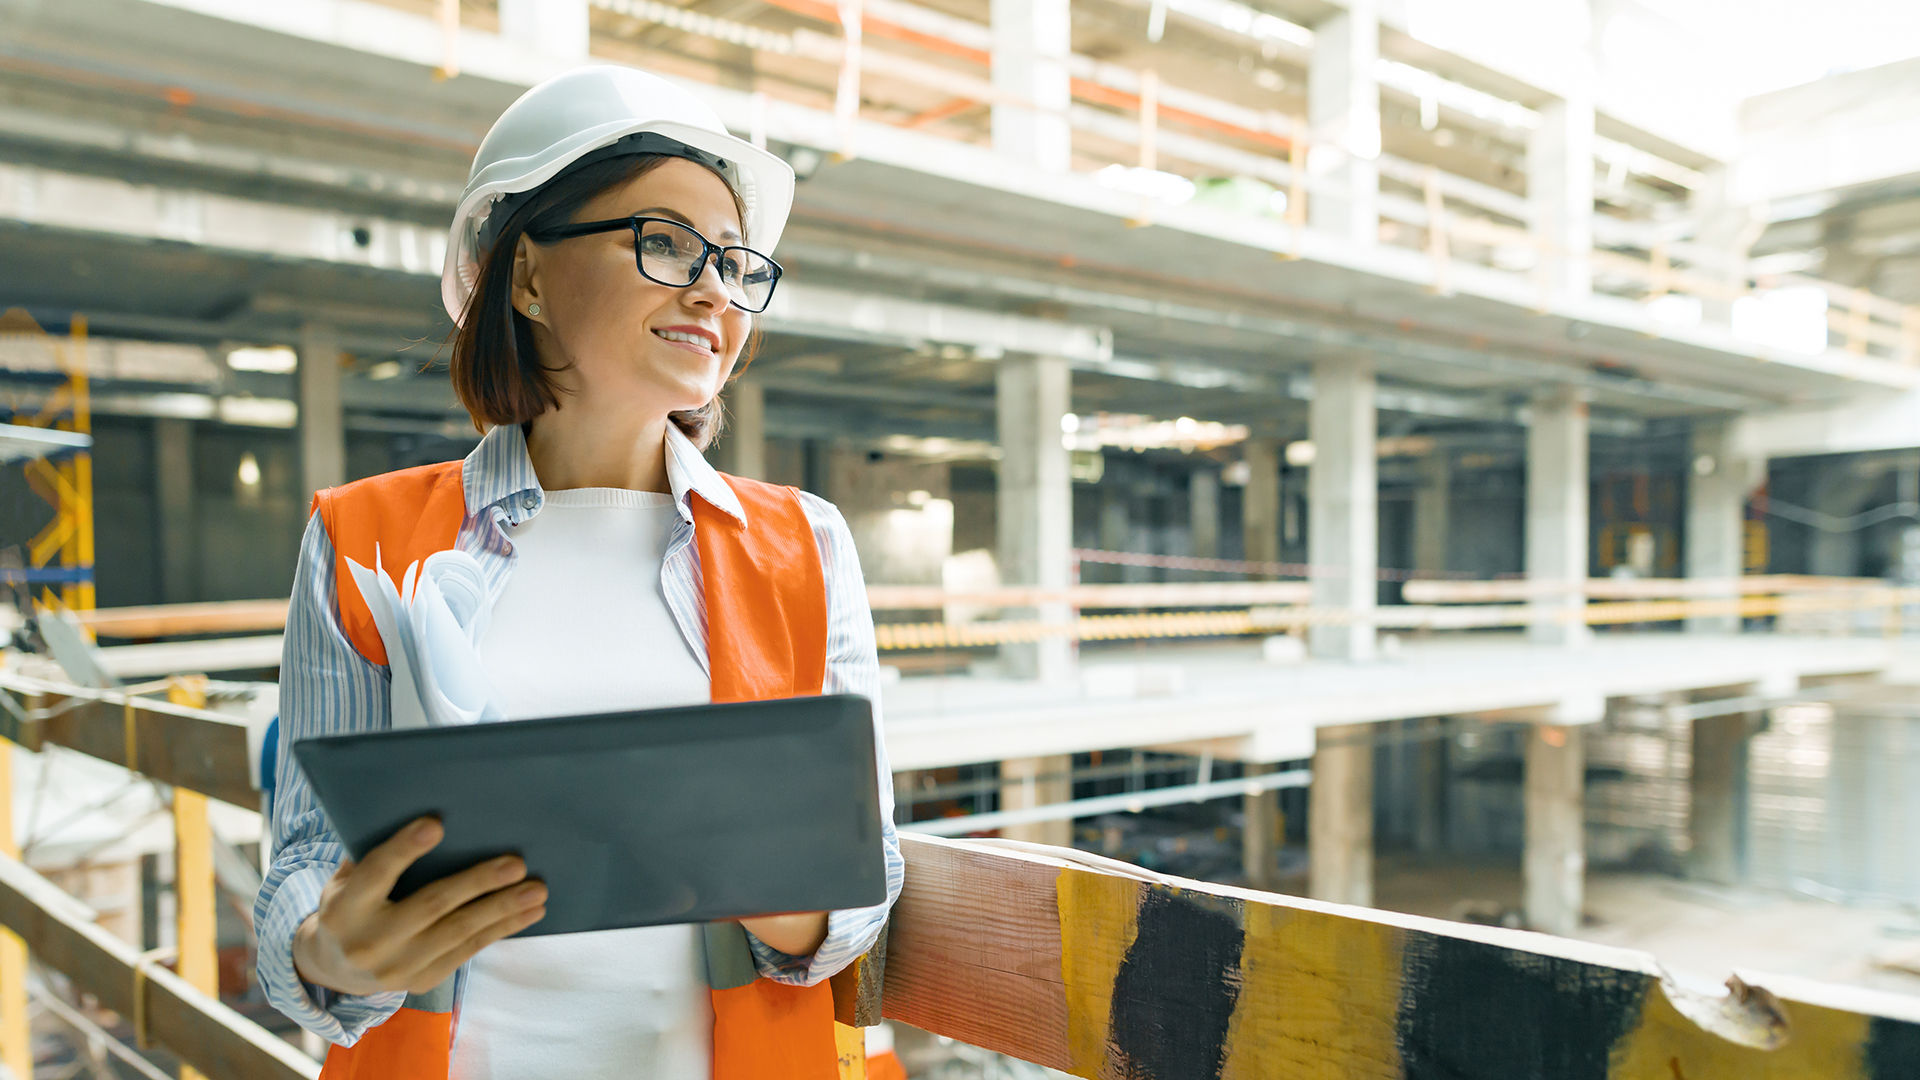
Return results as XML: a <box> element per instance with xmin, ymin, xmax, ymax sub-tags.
<box><xmin>631</xmin><ymin>206</ymin><xmax>743</xmax><ymax>243</ymax></box>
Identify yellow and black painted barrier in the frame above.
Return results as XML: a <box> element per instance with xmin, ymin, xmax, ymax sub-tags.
<box><xmin>883</xmin><ymin>835</ymin><xmax>1920</xmax><ymax>1079</ymax></box>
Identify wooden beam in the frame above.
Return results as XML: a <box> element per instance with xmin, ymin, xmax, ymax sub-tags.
<box><xmin>76</xmin><ymin>599</ymin><xmax>290</xmax><ymax>639</ymax></box>
<box><xmin>882</xmin><ymin>835</ymin><xmax>1920</xmax><ymax>1078</ymax></box>
<box><xmin>1402</xmin><ymin>574</ymin><xmax>1886</xmax><ymax>603</ymax></box>
<box><xmin>0</xmin><ymin>738</ymin><xmax>27</xmax><ymax>1080</ymax></box>
<box><xmin>170</xmin><ymin>677</ymin><xmax>217</xmax><ymax>1080</ymax></box>
<box><xmin>176</xmin><ymin>788</ymin><xmax>217</xmax><ymax>1080</ymax></box>
<box><xmin>0</xmin><ymin>851</ymin><xmax>317</xmax><ymax>1080</ymax></box>
<box><xmin>866</xmin><ymin>582</ymin><xmax>1314</xmax><ymax>610</ymax></box>
<box><xmin>0</xmin><ymin>674</ymin><xmax>257</xmax><ymax>809</ymax></box>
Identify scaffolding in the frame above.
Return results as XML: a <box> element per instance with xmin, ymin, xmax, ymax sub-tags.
<box><xmin>0</xmin><ymin>309</ymin><xmax>94</xmax><ymax>614</ymax></box>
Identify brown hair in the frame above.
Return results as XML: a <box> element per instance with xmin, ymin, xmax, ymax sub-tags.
<box><xmin>449</xmin><ymin>153</ymin><xmax>755</xmax><ymax>448</ymax></box>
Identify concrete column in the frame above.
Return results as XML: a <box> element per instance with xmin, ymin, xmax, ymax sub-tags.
<box><xmin>1000</xmin><ymin>755</ymin><xmax>1072</xmax><ymax>846</ymax></box>
<box><xmin>298</xmin><ymin>323</ymin><xmax>346</xmax><ymax>507</ymax></box>
<box><xmin>1307</xmin><ymin>0</ymin><xmax>1380</xmax><ymax>243</ymax></box>
<box><xmin>1099</xmin><ymin>484</ymin><xmax>1129</xmax><ymax>554</ymax></box>
<box><xmin>1308</xmin><ymin>357</ymin><xmax>1377</xmax><ymax>661</ymax></box>
<box><xmin>498</xmin><ymin>0</ymin><xmax>591</xmax><ymax>61</ymax></box>
<box><xmin>997</xmin><ymin>354</ymin><xmax>1073</xmax><ymax>681</ymax></box>
<box><xmin>153</xmin><ymin>418</ymin><xmax>196</xmax><ymax>605</ymax></box>
<box><xmin>1526</xmin><ymin>390</ymin><xmax>1590</xmax><ymax>647</ymax></box>
<box><xmin>1523</xmin><ymin>723</ymin><xmax>1585</xmax><ymax>937</ymax></box>
<box><xmin>990</xmin><ymin>0</ymin><xmax>1072</xmax><ymax>173</ymax></box>
<box><xmin>1692</xmin><ymin>167</ymin><xmax>1764</xmax><ymax>324</ymax></box>
<box><xmin>1413</xmin><ymin>717</ymin><xmax>1447</xmax><ymax>854</ymax></box>
<box><xmin>1808</xmin><ymin>460</ymin><xmax>1870</xmax><ymax>577</ymax></box>
<box><xmin>892</xmin><ymin>770</ymin><xmax>920</xmax><ymax>826</ymax></box>
<box><xmin>720</xmin><ymin>377</ymin><xmax>767</xmax><ymax>481</ymax></box>
<box><xmin>1528</xmin><ymin>96</ymin><xmax>1596</xmax><ymax>302</ymax></box>
<box><xmin>1309</xmin><ymin>722</ymin><xmax>1372</xmax><ymax>906</ymax></box>
<box><xmin>1190</xmin><ymin>467</ymin><xmax>1220</xmax><ymax>561</ymax></box>
<box><xmin>1686</xmin><ymin>420</ymin><xmax>1759</xmax><ymax>633</ymax></box>
<box><xmin>1689</xmin><ymin>712</ymin><xmax>1750</xmax><ymax>885</ymax></box>
<box><xmin>1243</xmin><ymin>763</ymin><xmax>1279</xmax><ymax>888</ymax></box>
<box><xmin>1243</xmin><ymin>439</ymin><xmax>1281</xmax><ymax>572</ymax></box>
<box><xmin>1413</xmin><ymin>450</ymin><xmax>1449</xmax><ymax>576</ymax></box>
<box><xmin>802</xmin><ymin>438</ymin><xmax>830</xmax><ymax>498</ymax></box>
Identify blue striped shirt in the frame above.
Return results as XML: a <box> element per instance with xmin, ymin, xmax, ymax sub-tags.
<box><xmin>254</xmin><ymin>421</ymin><xmax>904</xmax><ymax>1047</ymax></box>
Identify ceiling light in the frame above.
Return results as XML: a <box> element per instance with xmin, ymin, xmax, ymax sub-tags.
<box><xmin>1094</xmin><ymin>164</ymin><xmax>1197</xmax><ymax>205</ymax></box>
<box><xmin>1066</xmin><ymin>413</ymin><xmax>1248</xmax><ymax>452</ymax></box>
<box><xmin>227</xmin><ymin>346</ymin><xmax>298</xmax><ymax>374</ymax></box>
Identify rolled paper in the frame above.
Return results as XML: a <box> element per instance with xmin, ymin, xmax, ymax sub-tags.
<box><xmin>344</xmin><ymin>544</ymin><xmax>504</xmax><ymax>730</ymax></box>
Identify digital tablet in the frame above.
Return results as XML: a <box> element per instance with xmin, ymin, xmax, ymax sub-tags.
<box><xmin>292</xmin><ymin>694</ymin><xmax>886</xmax><ymax>937</ymax></box>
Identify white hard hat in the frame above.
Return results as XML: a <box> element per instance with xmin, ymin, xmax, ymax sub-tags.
<box><xmin>442</xmin><ymin>65</ymin><xmax>796</xmax><ymax>324</ymax></box>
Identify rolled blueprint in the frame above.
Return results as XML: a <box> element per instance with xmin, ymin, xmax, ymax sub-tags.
<box><xmin>344</xmin><ymin>545</ymin><xmax>505</xmax><ymax>730</ymax></box>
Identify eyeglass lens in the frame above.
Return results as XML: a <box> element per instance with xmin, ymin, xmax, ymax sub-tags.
<box><xmin>634</xmin><ymin>219</ymin><xmax>778</xmax><ymax>311</ymax></box>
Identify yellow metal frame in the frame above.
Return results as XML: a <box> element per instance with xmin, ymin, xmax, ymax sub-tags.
<box><xmin>5</xmin><ymin>310</ymin><xmax>95</xmax><ymax>612</ymax></box>
<box><xmin>0</xmin><ymin>310</ymin><xmax>92</xmax><ymax>1076</ymax></box>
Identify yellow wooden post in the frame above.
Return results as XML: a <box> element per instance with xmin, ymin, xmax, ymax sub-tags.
<box><xmin>1283</xmin><ymin>116</ymin><xmax>1306</xmax><ymax>259</ymax></box>
<box><xmin>0</xmin><ymin>734</ymin><xmax>29</xmax><ymax>1080</ymax></box>
<box><xmin>168</xmin><ymin>677</ymin><xmax>215</xmax><ymax>1080</ymax></box>
<box><xmin>1423</xmin><ymin>166</ymin><xmax>1450</xmax><ymax>295</ymax></box>
<box><xmin>1847</xmin><ymin>288</ymin><xmax>1871</xmax><ymax>355</ymax></box>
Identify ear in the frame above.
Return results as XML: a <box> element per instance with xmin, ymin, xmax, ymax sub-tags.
<box><xmin>510</xmin><ymin>234</ymin><xmax>545</xmax><ymax>322</ymax></box>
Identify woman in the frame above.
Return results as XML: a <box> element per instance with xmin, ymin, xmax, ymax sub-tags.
<box><xmin>254</xmin><ymin>66</ymin><xmax>903</xmax><ymax>1080</ymax></box>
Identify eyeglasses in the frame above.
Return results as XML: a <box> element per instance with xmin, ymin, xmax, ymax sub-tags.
<box><xmin>525</xmin><ymin>215</ymin><xmax>783</xmax><ymax>313</ymax></box>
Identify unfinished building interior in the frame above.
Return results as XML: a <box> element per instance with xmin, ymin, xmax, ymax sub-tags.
<box><xmin>3</xmin><ymin>0</ymin><xmax>1920</xmax><ymax>1076</ymax></box>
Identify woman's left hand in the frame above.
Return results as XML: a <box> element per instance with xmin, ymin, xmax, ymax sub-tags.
<box><xmin>737</xmin><ymin>912</ymin><xmax>829</xmax><ymax>956</ymax></box>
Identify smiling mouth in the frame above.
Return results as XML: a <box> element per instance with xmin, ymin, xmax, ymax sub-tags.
<box><xmin>653</xmin><ymin>328</ymin><xmax>717</xmax><ymax>353</ymax></box>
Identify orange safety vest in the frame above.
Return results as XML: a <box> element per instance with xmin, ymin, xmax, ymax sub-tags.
<box><xmin>307</xmin><ymin>459</ymin><xmax>862</xmax><ymax>1080</ymax></box>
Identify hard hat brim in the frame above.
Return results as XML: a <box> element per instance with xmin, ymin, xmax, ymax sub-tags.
<box><xmin>441</xmin><ymin>116</ymin><xmax>795</xmax><ymax>326</ymax></box>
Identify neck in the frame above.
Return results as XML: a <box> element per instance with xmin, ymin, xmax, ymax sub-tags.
<box><xmin>524</xmin><ymin>404</ymin><xmax>674</xmax><ymax>493</ymax></box>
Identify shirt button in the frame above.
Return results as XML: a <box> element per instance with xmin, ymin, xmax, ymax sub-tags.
<box><xmin>522</xmin><ymin>494</ymin><xmax>537</xmax><ymax>509</ymax></box>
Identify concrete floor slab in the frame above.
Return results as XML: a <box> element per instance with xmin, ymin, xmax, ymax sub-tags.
<box><xmin>879</xmin><ymin>632</ymin><xmax>1894</xmax><ymax>770</ymax></box>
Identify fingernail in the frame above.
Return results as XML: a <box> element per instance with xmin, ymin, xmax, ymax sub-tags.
<box><xmin>520</xmin><ymin>884</ymin><xmax>547</xmax><ymax>907</ymax></box>
<box><xmin>412</xmin><ymin>819</ymin><xmax>441</xmax><ymax>842</ymax></box>
<box><xmin>495</xmin><ymin>858</ymin><xmax>524</xmax><ymax>882</ymax></box>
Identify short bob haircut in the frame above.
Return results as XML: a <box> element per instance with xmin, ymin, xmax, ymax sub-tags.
<box><xmin>449</xmin><ymin>153</ymin><xmax>755</xmax><ymax>449</ymax></box>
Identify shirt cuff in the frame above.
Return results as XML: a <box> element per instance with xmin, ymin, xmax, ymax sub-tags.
<box><xmin>745</xmin><ymin>904</ymin><xmax>888</xmax><ymax>987</ymax></box>
<box><xmin>255</xmin><ymin>863</ymin><xmax>406</xmax><ymax>1046</ymax></box>
<box><xmin>744</xmin><ymin>928</ymin><xmax>816</xmax><ymax>984</ymax></box>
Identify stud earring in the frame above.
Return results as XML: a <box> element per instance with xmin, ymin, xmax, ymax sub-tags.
<box><xmin>527</xmin><ymin>303</ymin><xmax>541</xmax><ymax>316</ymax></box>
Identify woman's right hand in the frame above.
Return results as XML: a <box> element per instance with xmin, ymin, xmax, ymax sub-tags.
<box><xmin>292</xmin><ymin>817</ymin><xmax>547</xmax><ymax>996</ymax></box>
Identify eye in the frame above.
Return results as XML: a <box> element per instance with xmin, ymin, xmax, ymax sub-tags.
<box><xmin>638</xmin><ymin>232</ymin><xmax>679</xmax><ymax>257</ymax></box>
<box><xmin>718</xmin><ymin>253</ymin><xmax>744</xmax><ymax>281</ymax></box>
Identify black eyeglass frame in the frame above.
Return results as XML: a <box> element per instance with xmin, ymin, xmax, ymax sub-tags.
<box><xmin>524</xmin><ymin>215</ymin><xmax>784</xmax><ymax>313</ymax></box>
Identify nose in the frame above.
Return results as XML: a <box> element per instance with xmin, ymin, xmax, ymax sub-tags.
<box><xmin>682</xmin><ymin>250</ymin><xmax>731</xmax><ymax>310</ymax></box>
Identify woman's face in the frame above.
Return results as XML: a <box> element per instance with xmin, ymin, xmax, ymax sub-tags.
<box><xmin>513</xmin><ymin>158</ymin><xmax>751</xmax><ymax>417</ymax></box>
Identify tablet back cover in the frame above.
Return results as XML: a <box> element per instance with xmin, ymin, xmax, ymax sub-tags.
<box><xmin>292</xmin><ymin>694</ymin><xmax>885</xmax><ymax>936</ymax></box>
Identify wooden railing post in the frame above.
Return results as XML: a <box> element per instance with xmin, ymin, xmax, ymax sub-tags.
<box><xmin>169</xmin><ymin>677</ymin><xmax>216</xmax><ymax>1080</ymax></box>
<box><xmin>1423</xmin><ymin>166</ymin><xmax>1449</xmax><ymax>295</ymax></box>
<box><xmin>1283</xmin><ymin>115</ymin><xmax>1306</xmax><ymax>259</ymax></box>
<box><xmin>0</xmin><ymin>735</ymin><xmax>28</xmax><ymax>1080</ymax></box>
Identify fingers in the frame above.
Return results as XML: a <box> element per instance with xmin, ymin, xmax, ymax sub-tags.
<box><xmin>381</xmin><ymin>855</ymin><xmax>530</xmax><ymax>941</ymax></box>
<box><xmin>404</xmin><ymin>892</ymin><xmax>548</xmax><ymax>993</ymax></box>
<box><xmin>410</xmin><ymin>879</ymin><xmax>547</xmax><ymax>961</ymax></box>
<box><xmin>342</xmin><ymin>818</ymin><xmax>443</xmax><ymax>905</ymax></box>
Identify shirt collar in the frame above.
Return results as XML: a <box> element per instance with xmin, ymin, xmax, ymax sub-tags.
<box><xmin>462</xmin><ymin>421</ymin><xmax>748</xmax><ymax>528</ymax></box>
<box><xmin>463</xmin><ymin>423</ymin><xmax>543</xmax><ymax>521</ymax></box>
<box><xmin>664</xmin><ymin>422</ymin><xmax>747</xmax><ymax>527</ymax></box>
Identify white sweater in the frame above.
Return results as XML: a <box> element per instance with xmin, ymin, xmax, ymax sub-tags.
<box><xmin>457</xmin><ymin>488</ymin><xmax>713</xmax><ymax>1080</ymax></box>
